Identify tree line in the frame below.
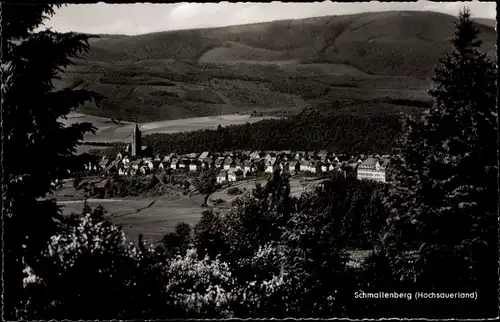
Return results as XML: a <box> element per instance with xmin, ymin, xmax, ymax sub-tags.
<box><xmin>144</xmin><ymin>110</ymin><xmax>403</xmax><ymax>155</ymax></box>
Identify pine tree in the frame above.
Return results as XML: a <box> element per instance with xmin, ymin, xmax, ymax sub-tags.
<box><xmin>383</xmin><ymin>8</ymin><xmax>498</xmax><ymax>318</ymax></box>
<box><xmin>3</xmin><ymin>3</ymin><xmax>101</xmax><ymax>318</ymax></box>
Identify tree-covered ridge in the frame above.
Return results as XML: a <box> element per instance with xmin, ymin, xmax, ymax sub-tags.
<box><xmin>144</xmin><ymin>110</ymin><xmax>403</xmax><ymax>155</ymax></box>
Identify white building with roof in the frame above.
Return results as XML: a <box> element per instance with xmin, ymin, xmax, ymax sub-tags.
<box><xmin>357</xmin><ymin>158</ymin><xmax>389</xmax><ymax>183</ymax></box>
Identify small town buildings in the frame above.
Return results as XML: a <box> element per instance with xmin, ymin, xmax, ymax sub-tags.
<box><xmin>265</xmin><ymin>158</ymin><xmax>279</xmax><ymax>173</ymax></box>
<box><xmin>99</xmin><ymin>157</ymin><xmax>110</xmax><ymax>170</ymax></box>
<box><xmin>233</xmin><ymin>159</ymin><xmax>244</xmax><ymax>171</ymax></box>
<box><xmin>249</xmin><ymin>151</ymin><xmax>261</xmax><ymax>160</ymax></box>
<box><xmin>357</xmin><ymin>158</ymin><xmax>388</xmax><ymax>183</ymax></box>
<box><xmin>309</xmin><ymin>161</ymin><xmax>318</xmax><ymax>174</ymax></box>
<box><xmin>170</xmin><ymin>159</ymin><xmax>179</xmax><ymax>170</ymax></box>
<box><xmin>214</xmin><ymin>157</ymin><xmax>224</xmax><ymax>168</ymax></box>
<box><xmin>179</xmin><ymin>158</ymin><xmax>189</xmax><ymax>169</ymax></box>
<box><xmin>216</xmin><ymin>171</ymin><xmax>228</xmax><ymax>184</ymax></box>
<box><xmin>144</xmin><ymin>159</ymin><xmax>154</xmax><ymax>171</ymax></box>
<box><xmin>198</xmin><ymin>151</ymin><xmax>210</xmax><ymax>160</ymax></box>
<box><xmin>130</xmin><ymin>159</ymin><xmax>143</xmax><ymax>171</ymax></box>
<box><xmin>201</xmin><ymin>157</ymin><xmax>213</xmax><ymax>169</ymax></box>
<box><xmin>280</xmin><ymin>161</ymin><xmax>292</xmax><ymax>174</ymax></box>
<box><xmin>228</xmin><ymin>169</ymin><xmax>244</xmax><ymax>182</ymax></box>
<box><xmin>223</xmin><ymin>157</ymin><xmax>234</xmax><ymax>170</ymax></box>
<box><xmin>164</xmin><ymin>153</ymin><xmax>176</xmax><ymax>162</ymax></box>
<box><xmin>299</xmin><ymin>160</ymin><xmax>310</xmax><ymax>172</ymax></box>
<box><xmin>187</xmin><ymin>152</ymin><xmax>199</xmax><ymax>159</ymax></box>
<box><xmin>118</xmin><ymin>167</ymin><xmax>128</xmax><ymax>176</ymax></box>
<box><xmin>289</xmin><ymin>160</ymin><xmax>300</xmax><ymax>174</ymax></box>
<box><xmin>189</xmin><ymin>161</ymin><xmax>200</xmax><ymax>172</ymax></box>
<box><xmin>243</xmin><ymin>160</ymin><xmax>255</xmax><ymax>176</ymax></box>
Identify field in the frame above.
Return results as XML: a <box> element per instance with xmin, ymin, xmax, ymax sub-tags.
<box><xmin>59</xmin><ymin>195</ymin><xmax>204</xmax><ymax>245</ymax></box>
<box><xmin>61</xmin><ymin>112</ymin><xmax>281</xmax><ymax>144</ymax></box>
<box><xmin>56</xmin><ymin>175</ymin><xmax>325</xmax><ymax>244</ymax></box>
<box><xmin>58</xmin><ymin>11</ymin><xmax>495</xmax><ymax>123</ymax></box>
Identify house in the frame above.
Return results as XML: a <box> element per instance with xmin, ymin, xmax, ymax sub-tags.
<box><xmin>280</xmin><ymin>161</ymin><xmax>291</xmax><ymax>174</ymax></box>
<box><xmin>152</xmin><ymin>159</ymin><xmax>161</xmax><ymax>171</ymax></box>
<box><xmin>189</xmin><ymin>161</ymin><xmax>201</xmax><ymax>172</ymax></box>
<box><xmin>299</xmin><ymin>160</ymin><xmax>310</xmax><ymax>172</ymax></box>
<box><xmin>187</xmin><ymin>152</ymin><xmax>199</xmax><ymax>160</ymax></box>
<box><xmin>317</xmin><ymin>150</ymin><xmax>328</xmax><ymax>158</ymax></box>
<box><xmin>328</xmin><ymin>164</ymin><xmax>335</xmax><ymax>172</ymax></box>
<box><xmin>118</xmin><ymin>167</ymin><xmax>128</xmax><ymax>176</ymax></box>
<box><xmin>233</xmin><ymin>159</ymin><xmax>244</xmax><ymax>171</ymax></box>
<box><xmin>320</xmin><ymin>162</ymin><xmax>329</xmax><ymax>173</ymax></box>
<box><xmin>121</xmin><ymin>156</ymin><xmax>131</xmax><ymax>168</ymax></box>
<box><xmin>139</xmin><ymin>165</ymin><xmax>150</xmax><ymax>175</ymax></box>
<box><xmin>309</xmin><ymin>161</ymin><xmax>318</xmax><ymax>173</ymax></box>
<box><xmin>289</xmin><ymin>160</ymin><xmax>300</xmax><ymax>174</ymax></box>
<box><xmin>249</xmin><ymin>151</ymin><xmax>261</xmax><ymax>160</ymax></box>
<box><xmin>158</xmin><ymin>160</ymin><xmax>169</xmax><ymax>171</ymax></box>
<box><xmin>294</xmin><ymin>151</ymin><xmax>305</xmax><ymax>160</ymax></box>
<box><xmin>170</xmin><ymin>159</ymin><xmax>179</xmax><ymax>170</ymax></box>
<box><xmin>201</xmin><ymin>157</ymin><xmax>213</xmax><ymax>169</ymax></box>
<box><xmin>105</xmin><ymin>159</ymin><xmax>121</xmax><ymax>175</ymax></box>
<box><xmin>265</xmin><ymin>152</ymin><xmax>277</xmax><ymax>161</ymax></box>
<box><xmin>164</xmin><ymin>153</ymin><xmax>176</xmax><ymax>162</ymax></box>
<box><xmin>214</xmin><ymin>157</ymin><xmax>225</xmax><ymax>168</ymax></box>
<box><xmin>243</xmin><ymin>160</ymin><xmax>256</xmax><ymax>176</ymax></box>
<box><xmin>144</xmin><ymin>159</ymin><xmax>154</xmax><ymax>171</ymax></box>
<box><xmin>357</xmin><ymin>157</ymin><xmax>387</xmax><ymax>183</ymax></box>
<box><xmin>265</xmin><ymin>158</ymin><xmax>278</xmax><ymax>173</ymax></box>
<box><xmin>179</xmin><ymin>158</ymin><xmax>189</xmax><ymax>169</ymax></box>
<box><xmin>216</xmin><ymin>171</ymin><xmax>228</xmax><ymax>184</ymax></box>
<box><xmin>198</xmin><ymin>151</ymin><xmax>210</xmax><ymax>160</ymax></box>
<box><xmin>228</xmin><ymin>169</ymin><xmax>244</xmax><ymax>182</ymax></box>
<box><xmin>130</xmin><ymin>159</ymin><xmax>143</xmax><ymax>171</ymax></box>
<box><xmin>223</xmin><ymin>157</ymin><xmax>234</xmax><ymax>170</ymax></box>
<box><xmin>99</xmin><ymin>158</ymin><xmax>111</xmax><ymax>170</ymax></box>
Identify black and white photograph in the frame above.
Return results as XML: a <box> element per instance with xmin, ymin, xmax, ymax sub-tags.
<box><xmin>2</xmin><ymin>1</ymin><xmax>498</xmax><ymax>319</ymax></box>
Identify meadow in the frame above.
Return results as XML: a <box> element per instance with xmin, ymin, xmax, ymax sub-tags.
<box><xmin>56</xmin><ymin>175</ymin><xmax>323</xmax><ymax>244</ymax></box>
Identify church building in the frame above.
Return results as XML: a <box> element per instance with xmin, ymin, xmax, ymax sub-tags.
<box><xmin>127</xmin><ymin>123</ymin><xmax>152</xmax><ymax>157</ymax></box>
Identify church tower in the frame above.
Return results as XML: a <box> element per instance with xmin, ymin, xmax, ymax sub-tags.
<box><xmin>131</xmin><ymin>123</ymin><xmax>142</xmax><ymax>156</ymax></box>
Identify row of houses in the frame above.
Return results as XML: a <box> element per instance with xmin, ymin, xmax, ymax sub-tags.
<box><xmin>84</xmin><ymin>150</ymin><xmax>392</xmax><ymax>183</ymax></box>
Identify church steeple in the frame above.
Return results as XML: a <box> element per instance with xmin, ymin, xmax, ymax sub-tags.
<box><xmin>131</xmin><ymin>121</ymin><xmax>142</xmax><ymax>156</ymax></box>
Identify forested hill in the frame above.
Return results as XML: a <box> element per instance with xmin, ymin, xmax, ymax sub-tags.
<box><xmin>83</xmin><ymin>11</ymin><xmax>496</xmax><ymax>77</ymax></box>
<box><xmin>58</xmin><ymin>11</ymin><xmax>496</xmax><ymax>123</ymax></box>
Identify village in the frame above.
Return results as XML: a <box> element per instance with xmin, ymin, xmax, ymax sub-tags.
<box><xmin>86</xmin><ymin>149</ymin><xmax>391</xmax><ymax>184</ymax></box>
<box><xmin>81</xmin><ymin>124</ymin><xmax>391</xmax><ymax>184</ymax></box>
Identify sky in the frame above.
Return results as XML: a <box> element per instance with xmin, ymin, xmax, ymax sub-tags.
<box><xmin>44</xmin><ymin>1</ymin><xmax>496</xmax><ymax>35</ymax></box>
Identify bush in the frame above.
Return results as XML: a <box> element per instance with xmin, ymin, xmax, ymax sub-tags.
<box><xmin>227</xmin><ymin>187</ymin><xmax>242</xmax><ymax>195</ymax></box>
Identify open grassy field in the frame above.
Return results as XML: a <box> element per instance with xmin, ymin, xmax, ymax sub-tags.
<box><xmin>59</xmin><ymin>194</ymin><xmax>206</xmax><ymax>245</ymax></box>
<box><xmin>56</xmin><ymin>175</ymin><xmax>326</xmax><ymax>244</ymax></box>
<box><xmin>58</xmin><ymin>11</ymin><xmax>495</xmax><ymax>123</ymax></box>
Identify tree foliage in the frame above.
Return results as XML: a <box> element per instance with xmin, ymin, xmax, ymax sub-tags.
<box><xmin>382</xmin><ymin>8</ymin><xmax>498</xmax><ymax>318</ymax></box>
<box><xmin>144</xmin><ymin>110</ymin><xmax>403</xmax><ymax>154</ymax></box>
<box><xmin>2</xmin><ymin>3</ymin><xmax>103</xmax><ymax>318</ymax></box>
